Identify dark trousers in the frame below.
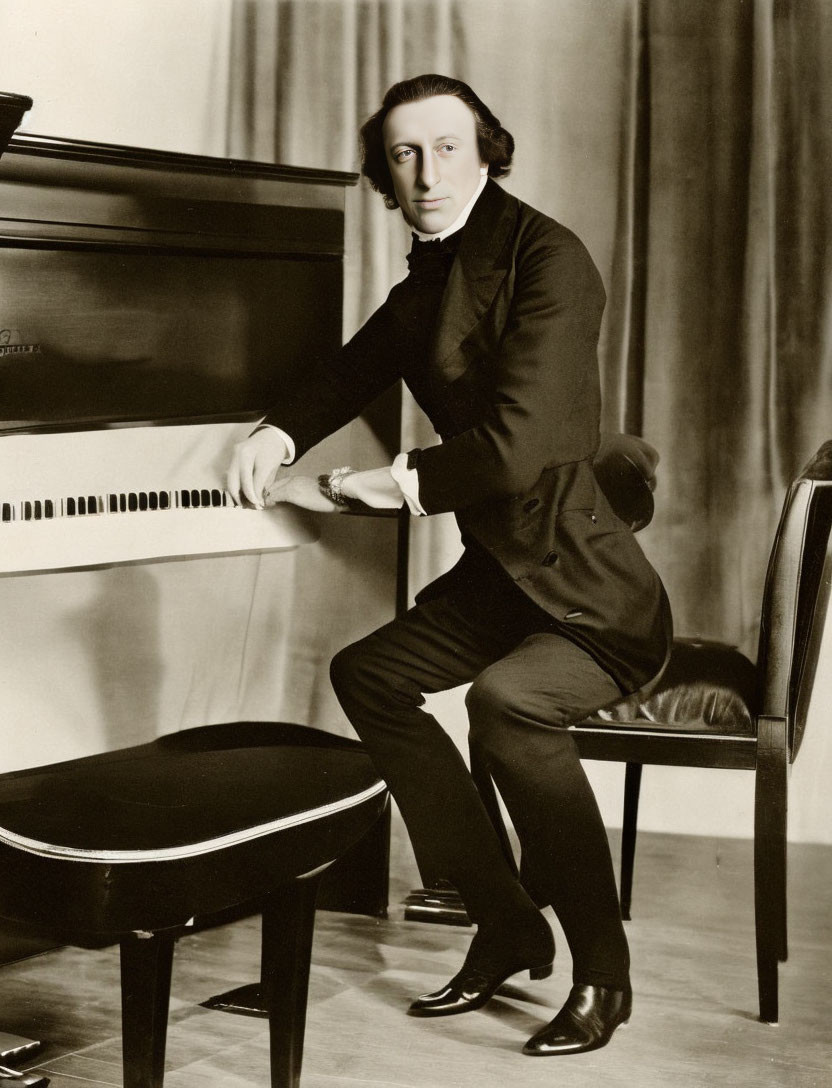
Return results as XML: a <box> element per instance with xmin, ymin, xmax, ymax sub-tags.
<box><xmin>330</xmin><ymin>552</ymin><xmax>631</xmax><ymax>989</ymax></box>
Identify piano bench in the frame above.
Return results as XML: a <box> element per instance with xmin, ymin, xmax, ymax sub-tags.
<box><xmin>0</xmin><ymin>721</ymin><xmax>389</xmax><ymax>1088</ymax></box>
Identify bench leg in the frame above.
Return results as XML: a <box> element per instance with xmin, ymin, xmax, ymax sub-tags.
<box><xmin>120</xmin><ymin>933</ymin><xmax>175</xmax><ymax>1088</ymax></box>
<box><xmin>261</xmin><ymin>875</ymin><xmax>322</xmax><ymax>1088</ymax></box>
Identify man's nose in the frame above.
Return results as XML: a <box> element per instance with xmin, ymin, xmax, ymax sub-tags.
<box><xmin>417</xmin><ymin>152</ymin><xmax>439</xmax><ymax>189</ymax></box>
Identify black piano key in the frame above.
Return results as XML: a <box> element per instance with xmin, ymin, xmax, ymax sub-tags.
<box><xmin>2</xmin><ymin>503</ymin><xmax>11</xmax><ymax>522</ymax></box>
<box><xmin>19</xmin><ymin>485</ymin><xmax>232</xmax><ymax>522</ymax></box>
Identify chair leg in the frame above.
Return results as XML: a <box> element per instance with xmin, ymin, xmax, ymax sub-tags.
<box><xmin>754</xmin><ymin>715</ymin><xmax>789</xmax><ymax>1024</ymax></box>
<box><xmin>775</xmin><ymin>834</ymin><xmax>789</xmax><ymax>965</ymax></box>
<box><xmin>261</xmin><ymin>874</ymin><xmax>322</xmax><ymax>1088</ymax></box>
<box><xmin>120</xmin><ymin>932</ymin><xmax>175</xmax><ymax>1088</ymax></box>
<box><xmin>620</xmin><ymin>762</ymin><xmax>643</xmax><ymax>921</ymax></box>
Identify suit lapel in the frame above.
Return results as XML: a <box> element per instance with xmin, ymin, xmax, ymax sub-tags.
<box><xmin>429</xmin><ymin>180</ymin><xmax>519</xmax><ymax>382</ymax></box>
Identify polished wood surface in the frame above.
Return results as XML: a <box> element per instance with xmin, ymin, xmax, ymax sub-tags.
<box><xmin>1</xmin><ymin>826</ymin><xmax>829</xmax><ymax>1088</ymax></box>
<box><xmin>0</xmin><ymin>132</ymin><xmax>355</xmax><ymax>434</ymax></box>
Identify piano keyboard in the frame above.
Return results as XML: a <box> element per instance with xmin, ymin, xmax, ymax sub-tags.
<box><xmin>0</xmin><ymin>422</ymin><xmax>319</xmax><ymax>574</ymax></box>
<box><xmin>2</xmin><ymin>488</ymin><xmax>233</xmax><ymax>523</ymax></box>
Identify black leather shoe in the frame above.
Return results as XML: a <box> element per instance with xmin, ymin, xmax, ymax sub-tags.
<box><xmin>522</xmin><ymin>983</ymin><xmax>632</xmax><ymax>1055</ymax></box>
<box><xmin>407</xmin><ymin>917</ymin><xmax>554</xmax><ymax>1018</ymax></box>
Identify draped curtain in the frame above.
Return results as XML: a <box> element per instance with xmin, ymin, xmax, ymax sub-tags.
<box><xmin>226</xmin><ymin>0</ymin><xmax>832</xmax><ymax>660</ymax></box>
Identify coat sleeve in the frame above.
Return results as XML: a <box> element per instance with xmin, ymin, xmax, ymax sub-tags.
<box><xmin>412</xmin><ymin>223</ymin><xmax>606</xmax><ymax>515</ymax></box>
<box><xmin>261</xmin><ymin>300</ymin><xmax>402</xmax><ymax>461</ymax></box>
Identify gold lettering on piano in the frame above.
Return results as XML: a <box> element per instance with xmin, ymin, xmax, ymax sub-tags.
<box><xmin>0</xmin><ymin>329</ymin><xmax>42</xmax><ymax>358</ymax></box>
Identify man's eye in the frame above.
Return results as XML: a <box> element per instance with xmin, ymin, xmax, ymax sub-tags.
<box><xmin>394</xmin><ymin>149</ymin><xmax>414</xmax><ymax>162</ymax></box>
<box><xmin>439</xmin><ymin>144</ymin><xmax>457</xmax><ymax>153</ymax></box>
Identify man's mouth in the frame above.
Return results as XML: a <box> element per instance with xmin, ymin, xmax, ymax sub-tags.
<box><xmin>415</xmin><ymin>197</ymin><xmax>448</xmax><ymax>209</ymax></box>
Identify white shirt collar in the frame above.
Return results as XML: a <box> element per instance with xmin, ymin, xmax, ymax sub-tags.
<box><xmin>409</xmin><ymin>173</ymin><xmax>488</xmax><ymax>242</ymax></box>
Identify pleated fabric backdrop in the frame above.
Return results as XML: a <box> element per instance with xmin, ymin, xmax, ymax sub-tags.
<box><xmin>2</xmin><ymin>0</ymin><xmax>829</xmax><ymax>839</ymax></box>
<box><xmin>226</xmin><ymin>0</ymin><xmax>832</xmax><ymax>662</ymax></box>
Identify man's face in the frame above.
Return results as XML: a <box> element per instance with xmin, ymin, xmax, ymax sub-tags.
<box><xmin>382</xmin><ymin>94</ymin><xmax>486</xmax><ymax>235</ymax></box>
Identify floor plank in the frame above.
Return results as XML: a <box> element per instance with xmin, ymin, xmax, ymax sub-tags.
<box><xmin>1</xmin><ymin>830</ymin><xmax>830</xmax><ymax>1088</ymax></box>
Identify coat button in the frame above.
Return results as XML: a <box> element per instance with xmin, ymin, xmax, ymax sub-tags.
<box><xmin>523</xmin><ymin>498</ymin><xmax>540</xmax><ymax>513</ymax></box>
<box><xmin>590</xmin><ymin>513</ymin><xmax>598</xmax><ymax>523</ymax></box>
<box><xmin>542</xmin><ymin>550</ymin><xmax>558</xmax><ymax>566</ymax></box>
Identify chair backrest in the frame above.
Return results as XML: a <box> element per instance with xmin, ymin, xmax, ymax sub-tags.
<box><xmin>756</xmin><ymin>441</ymin><xmax>832</xmax><ymax>760</ymax></box>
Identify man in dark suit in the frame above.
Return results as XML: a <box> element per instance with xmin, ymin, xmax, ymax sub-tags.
<box><xmin>227</xmin><ymin>74</ymin><xmax>671</xmax><ymax>1057</ymax></box>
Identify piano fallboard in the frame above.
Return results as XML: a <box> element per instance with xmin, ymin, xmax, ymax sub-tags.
<box><xmin>0</xmin><ymin>421</ymin><xmax>319</xmax><ymax>575</ymax></box>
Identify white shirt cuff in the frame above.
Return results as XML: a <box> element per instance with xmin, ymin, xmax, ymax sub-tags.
<box><xmin>391</xmin><ymin>451</ymin><xmax>426</xmax><ymax>515</ymax></box>
<box><xmin>254</xmin><ymin>422</ymin><xmax>296</xmax><ymax>464</ymax></box>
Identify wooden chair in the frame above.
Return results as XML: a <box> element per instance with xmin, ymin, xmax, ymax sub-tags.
<box><xmin>0</xmin><ymin>721</ymin><xmax>389</xmax><ymax>1088</ymax></box>
<box><xmin>473</xmin><ymin>439</ymin><xmax>832</xmax><ymax>1025</ymax></box>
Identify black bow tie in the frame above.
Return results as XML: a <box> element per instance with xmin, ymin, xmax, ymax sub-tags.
<box><xmin>406</xmin><ymin>230</ymin><xmax>462</xmax><ymax>285</ymax></box>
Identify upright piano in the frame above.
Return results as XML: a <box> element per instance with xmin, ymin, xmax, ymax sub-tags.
<box><xmin>0</xmin><ymin>132</ymin><xmax>369</xmax><ymax>572</ymax></box>
<box><xmin>0</xmin><ymin>134</ymin><xmax>403</xmax><ymax>1001</ymax></box>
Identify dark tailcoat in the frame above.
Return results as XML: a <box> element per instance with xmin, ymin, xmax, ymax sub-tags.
<box><xmin>266</xmin><ymin>180</ymin><xmax>671</xmax><ymax>694</ymax></box>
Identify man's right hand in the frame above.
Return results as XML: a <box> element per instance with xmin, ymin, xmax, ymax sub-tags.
<box><xmin>226</xmin><ymin>427</ymin><xmax>289</xmax><ymax>508</ymax></box>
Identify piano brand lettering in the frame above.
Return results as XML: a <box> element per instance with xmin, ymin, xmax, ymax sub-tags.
<box><xmin>0</xmin><ymin>329</ymin><xmax>42</xmax><ymax>358</ymax></box>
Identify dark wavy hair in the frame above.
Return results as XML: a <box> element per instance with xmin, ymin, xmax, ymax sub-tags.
<box><xmin>359</xmin><ymin>74</ymin><xmax>514</xmax><ymax>210</ymax></box>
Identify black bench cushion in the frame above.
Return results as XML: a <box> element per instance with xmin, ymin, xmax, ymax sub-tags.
<box><xmin>0</xmin><ymin>722</ymin><xmax>387</xmax><ymax>937</ymax></box>
<box><xmin>0</xmin><ymin>721</ymin><xmax>384</xmax><ymax>859</ymax></box>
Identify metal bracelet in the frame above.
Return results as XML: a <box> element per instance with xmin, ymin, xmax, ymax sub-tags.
<box><xmin>317</xmin><ymin>466</ymin><xmax>355</xmax><ymax>506</ymax></box>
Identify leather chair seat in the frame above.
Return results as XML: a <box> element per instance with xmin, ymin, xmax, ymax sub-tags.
<box><xmin>0</xmin><ymin>721</ymin><xmax>387</xmax><ymax>939</ymax></box>
<box><xmin>580</xmin><ymin>638</ymin><xmax>758</xmax><ymax>735</ymax></box>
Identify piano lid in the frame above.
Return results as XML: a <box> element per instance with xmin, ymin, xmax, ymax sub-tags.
<box><xmin>0</xmin><ymin>133</ymin><xmax>358</xmax><ymax>435</ymax></box>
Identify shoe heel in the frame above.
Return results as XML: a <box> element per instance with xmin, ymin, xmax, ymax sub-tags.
<box><xmin>529</xmin><ymin>963</ymin><xmax>553</xmax><ymax>981</ymax></box>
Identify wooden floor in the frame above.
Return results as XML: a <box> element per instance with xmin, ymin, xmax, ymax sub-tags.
<box><xmin>1</xmin><ymin>829</ymin><xmax>830</xmax><ymax>1088</ymax></box>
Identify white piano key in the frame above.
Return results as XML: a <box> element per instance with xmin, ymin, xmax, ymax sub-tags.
<box><xmin>0</xmin><ymin>504</ymin><xmax>318</xmax><ymax>574</ymax></box>
<box><xmin>0</xmin><ymin>422</ymin><xmax>319</xmax><ymax>574</ymax></box>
